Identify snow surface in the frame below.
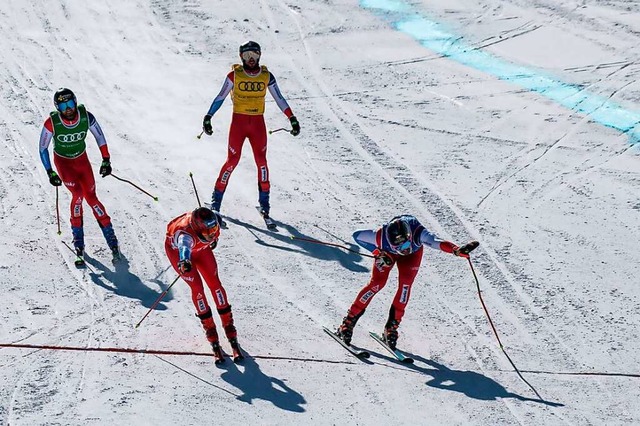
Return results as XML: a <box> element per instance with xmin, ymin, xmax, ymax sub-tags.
<box><xmin>1</xmin><ymin>0</ymin><xmax>639</xmax><ymax>424</ymax></box>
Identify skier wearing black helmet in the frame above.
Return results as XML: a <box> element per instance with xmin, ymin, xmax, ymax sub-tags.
<box><xmin>39</xmin><ymin>88</ymin><xmax>121</xmax><ymax>266</ymax></box>
<box><xmin>201</xmin><ymin>41</ymin><xmax>300</xmax><ymax>224</ymax></box>
<box><xmin>335</xmin><ymin>215</ymin><xmax>478</xmax><ymax>350</ymax></box>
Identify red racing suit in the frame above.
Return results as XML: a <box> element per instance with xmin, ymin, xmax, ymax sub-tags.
<box><xmin>206</xmin><ymin>64</ymin><xmax>294</xmax><ymax>194</ymax></box>
<box><xmin>38</xmin><ymin>107</ymin><xmax>112</xmax><ymax>228</ymax></box>
<box><xmin>165</xmin><ymin>212</ymin><xmax>235</xmax><ymax>340</ymax></box>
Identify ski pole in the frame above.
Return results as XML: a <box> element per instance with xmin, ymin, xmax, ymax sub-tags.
<box><xmin>110</xmin><ymin>173</ymin><xmax>159</xmax><ymax>201</ymax></box>
<box><xmin>55</xmin><ymin>186</ymin><xmax>61</xmax><ymax>235</ymax></box>
<box><xmin>289</xmin><ymin>235</ymin><xmax>375</xmax><ymax>258</ymax></box>
<box><xmin>268</xmin><ymin>127</ymin><xmax>291</xmax><ymax>135</ymax></box>
<box><xmin>196</xmin><ymin>129</ymin><xmax>204</xmax><ymax>139</ymax></box>
<box><xmin>135</xmin><ymin>274</ymin><xmax>181</xmax><ymax>329</ymax></box>
<box><xmin>189</xmin><ymin>172</ymin><xmax>201</xmax><ymax>207</ymax></box>
<box><xmin>466</xmin><ymin>257</ymin><xmax>543</xmax><ymax>399</ymax></box>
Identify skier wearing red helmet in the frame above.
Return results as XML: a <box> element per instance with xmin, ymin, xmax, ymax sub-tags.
<box><xmin>165</xmin><ymin>207</ymin><xmax>242</xmax><ymax>363</ymax></box>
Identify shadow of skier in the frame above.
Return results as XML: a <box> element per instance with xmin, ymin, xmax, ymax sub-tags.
<box><xmin>218</xmin><ymin>353</ymin><xmax>306</xmax><ymax>412</ymax></box>
<box><xmin>376</xmin><ymin>351</ymin><xmax>564</xmax><ymax>407</ymax></box>
<box><xmin>223</xmin><ymin>216</ymin><xmax>368</xmax><ymax>273</ymax></box>
<box><xmin>85</xmin><ymin>253</ymin><xmax>171</xmax><ymax>309</ymax></box>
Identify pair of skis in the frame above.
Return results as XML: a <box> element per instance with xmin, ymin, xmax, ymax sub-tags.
<box><xmin>323</xmin><ymin>327</ymin><xmax>414</xmax><ymax>364</ymax></box>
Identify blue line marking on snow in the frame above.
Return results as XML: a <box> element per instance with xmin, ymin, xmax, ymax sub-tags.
<box><xmin>360</xmin><ymin>0</ymin><xmax>640</xmax><ymax>144</ymax></box>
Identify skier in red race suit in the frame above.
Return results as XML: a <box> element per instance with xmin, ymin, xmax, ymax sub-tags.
<box><xmin>336</xmin><ymin>215</ymin><xmax>478</xmax><ymax>350</ymax></box>
<box><xmin>201</xmin><ymin>40</ymin><xmax>300</xmax><ymax>220</ymax></box>
<box><xmin>165</xmin><ymin>207</ymin><xmax>240</xmax><ymax>361</ymax></box>
<box><xmin>39</xmin><ymin>88</ymin><xmax>120</xmax><ymax>262</ymax></box>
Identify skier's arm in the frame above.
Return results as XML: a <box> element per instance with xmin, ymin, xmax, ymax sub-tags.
<box><xmin>39</xmin><ymin>119</ymin><xmax>54</xmax><ymax>171</ymax></box>
<box><xmin>206</xmin><ymin>73</ymin><xmax>234</xmax><ymax>116</ymax></box>
<box><xmin>175</xmin><ymin>232</ymin><xmax>196</xmax><ymax>262</ymax></box>
<box><xmin>417</xmin><ymin>227</ymin><xmax>468</xmax><ymax>255</ymax></box>
<box><xmin>267</xmin><ymin>73</ymin><xmax>293</xmax><ymax>118</ymax></box>
<box><xmin>352</xmin><ymin>229</ymin><xmax>378</xmax><ymax>253</ymax></box>
<box><xmin>88</xmin><ymin>112</ymin><xmax>110</xmax><ymax>159</ymax></box>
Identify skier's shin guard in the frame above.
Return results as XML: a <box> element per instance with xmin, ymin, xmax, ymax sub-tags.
<box><xmin>217</xmin><ymin>305</ymin><xmax>237</xmax><ymax>340</ymax></box>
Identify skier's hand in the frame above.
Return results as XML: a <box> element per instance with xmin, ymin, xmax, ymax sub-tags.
<box><xmin>47</xmin><ymin>170</ymin><xmax>62</xmax><ymax>186</ymax></box>
<box><xmin>209</xmin><ymin>238</ymin><xmax>218</xmax><ymax>250</ymax></box>
<box><xmin>289</xmin><ymin>115</ymin><xmax>300</xmax><ymax>136</ymax></box>
<box><xmin>99</xmin><ymin>158</ymin><xmax>112</xmax><ymax>177</ymax></box>
<box><xmin>373</xmin><ymin>249</ymin><xmax>393</xmax><ymax>268</ymax></box>
<box><xmin>178</xmin><ymin>259</ymin><xmax>192</xmax><ymax>274</ymax></box>
<box><xmin>453</xmin><ymin>241</ymin><xmax>479</xmax><ymax>258</ymax></box>
<box><xmin>203</xmin><ymin>114</ymin><xmax>213</xmax><ymax>136</ymax></box>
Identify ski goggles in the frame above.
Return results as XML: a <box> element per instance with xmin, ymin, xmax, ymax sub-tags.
<box><xmin>199</xmin><ymin>223</ymin><xmax>220</xmax><ymax>242</ymax></box>
<box><xmin>57</xmin><ymin>99</ymin><xmax>76</xmax><ymax>111</ymax></box>
<box><xmin>391</xmin><ymin>239</ymin><xmax>411</xmax><ymax>253</ymax></box>
<box><xmin>241</xmin><ymin>51</ymin><xmax>261</xmax><ymax>62</ymax></box>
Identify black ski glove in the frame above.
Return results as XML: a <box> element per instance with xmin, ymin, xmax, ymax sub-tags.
<box><xmin>99</xmin><ymin>158</ymin><xmax>112</xmax><ymax>177</ymax></box>
<box><xmin>203</xmin><ymin>114</ymin><xmax>213</xmax><ymax>136</ymax></box>
<box><xmin>289</xmin><ymin>115</ymin><xmax>300</xmax><ymax>136</ymax></box>
<box><xmin>453</xmin><ymin>241</ymin><xmax>480</xmax><ymax>258</ymax></box>
<box><xmin>178</xmin><ymin>259</ymin><xmax>192</xmax><ymax>274</ymax></box>
<box><xmin>47</xmin><ymin>170</ymin><xmax>62</xmax><ymax>186</ymax></box>
<box><xmin>373</xmin><ymin>249</ymin><xmax>393</xmax><ymax>269</ymax></box>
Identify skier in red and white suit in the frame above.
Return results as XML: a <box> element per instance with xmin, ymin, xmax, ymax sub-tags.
<box><xmin>165</xmin><ymin>207</ymin><xmax>239</xmax><ymax>357</ymax></box>
<box><xmin>201</xmin><ymin>40</ymin><xmax>300</xmax><ymax>219</ymax></box>
<box><xmin>336</xmin><ymin>215</ymin><xmax>478</xmax><ymax>350</ymax></box>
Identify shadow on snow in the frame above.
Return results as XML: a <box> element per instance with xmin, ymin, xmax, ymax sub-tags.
<box><xmin>224</xmin><ymin>216</ymin><xmax>369</xmax><ymax>273</ymax></box>
<box><xmin>85</xmin><ymin>253</ymin><xmax>173</xmax><ymax>309</ymax></box>
<box><xmin>219</xmin><ymin>352</ymin><xmax>306</xmax><ymax>412</ymax></box>
<box><xmin>372</xmin><ymin>351</ymin><xmax>564</xmax><ymax>407</ymax></box>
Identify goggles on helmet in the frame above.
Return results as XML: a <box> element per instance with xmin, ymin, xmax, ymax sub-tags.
<box><xmin>241</xmin><ymin>51</ymin><xmax>260</xmax><ymax>62</ymax></box>
<box><xmin>199</xmin><ymin>223</ymin><xmax>220</xmax><ymax>243</ymax></box>
<box><xmin>57</xmin><ymin>99</ymin><xmax>76</xmax><ymax>111</ymax></box>
<box><xmin>392</xmin><ymin>239</ymin><xmax>411</xmax><ymax>253</ymax></box>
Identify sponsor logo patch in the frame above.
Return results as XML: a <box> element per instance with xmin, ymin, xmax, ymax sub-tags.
<box><xmin>399</xmin><ymin>285</ymin><xmax>410</xmax><ymax>304</ymax></box>
<box><xmin>215</xmin><ymin>289</ymin><xmax>226</xmax><ymax>306</ymax></box>
<box><xmin>359</xmin><ymin>290</ymin><xmax>375</xmax><ymax>304</ymax></box>
<box><xmin>92</xmin><ymin>204</ymin><xmax>105</xmax><ymax>217</ymax></box>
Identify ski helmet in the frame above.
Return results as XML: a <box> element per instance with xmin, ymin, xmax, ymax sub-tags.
<box><xmin>239</xmin><ymin>41</ymin><xmax>261</xmax><ymax>69</ymax></box>
<box><xmin>53</xmin><ymin>88</ymin><xmax>77</xmax><ymax>112</ymax></box>
<box><xmin>239</xmin><ymin>40</ymin><xmax>261</xmax><ymax>55</ymax></box>
<box><xmin>190</xmin><ymin>207</ymin><xmax>220</xmax><ymax>243</ymax></box>
<box><xmin>386</xmin><ymin>218</ymin><xmax>412</xmax><ymax>253</ymax></box>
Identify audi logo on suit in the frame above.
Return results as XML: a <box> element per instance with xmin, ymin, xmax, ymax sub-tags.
<box><xmin>56</xmin><ymin>132</ymin><xmax>87</xmax><ymax>143</ymax></box>
<box><xmin>237</xmin><ymin>81</ymin><xmax>266</xmax><ymax>92</ymax></box>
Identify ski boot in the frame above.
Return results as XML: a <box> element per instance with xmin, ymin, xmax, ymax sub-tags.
<box><xmin>220</xmin><ymin>307</ymin><xmax>243</xmax><ymax>362</ymax></box>
<box><xmin>258</xmin><ymin>190</ymin><xmax>270</xmax><ymax>217</ymax></box>
<box><xmin>336</xmin><ymin>309</ymin><xmax>364</xmax><ymax>346</ymax></box>
<box><xmin>199</xmin><ymin>310</ymin><xmax>225</xmax><ymax>364</ymax></box>
<box><xmin>383</xmin><ymin>319</ymin><xmax>400</xmax><ymax>350</ymax></box>
<box><xmin>100</xmin><ymin>223</ymin><xmax>121</xmax><ymax>262</ymax></box>
<box><xmin>71</xmin><ymin>226</ymin><xmax>85</xmax><ymax>268</ymax></box>
<box><xmin>209</xmin><ymin>189</ymin><xmax>224</xmax><ymax>213</ymax></box>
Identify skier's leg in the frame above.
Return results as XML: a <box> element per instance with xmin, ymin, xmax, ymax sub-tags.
<box><xmin>165</xmin><ymin>242</ymin><xmax>218</xmax><ymax>343</ymax></box>
<box><xmin>212</xmin><ymin>114</ymin><xmax>249</xmax><ymax>209</ymax></box>
<box><xmin>247</xmin><ymin>116</ymin><xmax>270</xmax><ymax>214</ymax></box>
<box><xmin>193</xmin><ymin>249</ymin><xmax>236</xmax><ymax>340</ymax></box>
<box><xmin>384</xmin><ymin>248</ymin><xmax>423</xmax><ymax>348</ymax></box>
<box><xmin>338</xmin><ymin>257</ymin><xmax>395</xmax><ymax>343</ymax></box>
<box><xmin>54</xmin><ymin>154</ymin><xmax>85</xmax><ymax>250</ymax></box>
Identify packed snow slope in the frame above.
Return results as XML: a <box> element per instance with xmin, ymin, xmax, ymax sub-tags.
<box><xmin>1</xmin><ymin>0</ymin><xmax>639</xmax><ymax>424</ymax></box>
